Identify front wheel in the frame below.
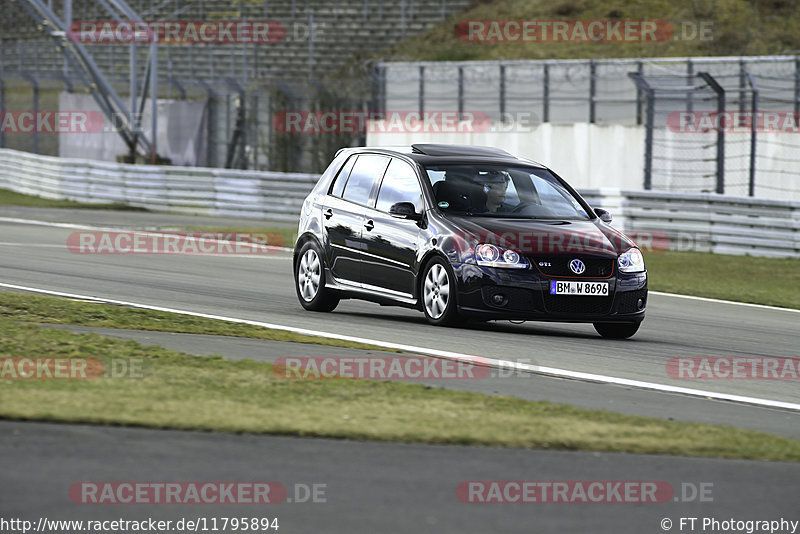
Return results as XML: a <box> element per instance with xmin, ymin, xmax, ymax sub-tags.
<box><xmin>295</xmin><ymin>242</ymin><xmax>339</xmax><ymax>312</ymax></box>
<box><xmin>421</xmin><ymin>258</ymin><xmax>461</xmax><ymax>326</ymax></box>
<box><xmin>593</xmin><ymin>322</ymin><xmax>640</xmax><ymax>339</ymax></box>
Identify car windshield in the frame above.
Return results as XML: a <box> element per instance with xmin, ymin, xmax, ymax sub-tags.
<box><xmin>424</xmin><ymin>164</ymin><xmax>591</xmax><ymax>220</ymax></box>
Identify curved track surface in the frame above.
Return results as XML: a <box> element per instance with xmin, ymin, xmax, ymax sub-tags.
<box><xmin>0</xmin><ymin>209</ymin><xmax>797</xmax><ymax>412</ymax></box>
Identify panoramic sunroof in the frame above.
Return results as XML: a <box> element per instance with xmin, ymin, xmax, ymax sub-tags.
<box><xmin>410</xmin><ymin>144</ymin><xmax>515</xmax><ymax>158</ymax></box>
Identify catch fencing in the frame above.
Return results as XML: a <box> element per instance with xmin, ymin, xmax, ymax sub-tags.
<box><xmin>376</xmin><ymin>56</ymin><xmax>800</xmax><ymax>197</ymax></box>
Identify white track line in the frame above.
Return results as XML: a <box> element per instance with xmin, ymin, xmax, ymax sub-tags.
<box><xmin>650</xmin><ymin>291</ymin><xmax>800</xmax><ymax>313</ymax></box>
<box><xmin>0</xmin><ymin>216</ymin><xmax>294</xmax><ymax>253</ymax></box>
<box><xmin>3</xmin><ymin>216</ymin><xmax>799</xmax><ymax>314</ymax></box>
<box><xmin>1</xmin><ymin>281</ymin><xmax>798</xmax><ymax>412</ymax></box>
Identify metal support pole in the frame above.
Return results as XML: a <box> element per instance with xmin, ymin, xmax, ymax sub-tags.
<box><xmin>196</xmin><ymin>79</ymin><xmax>217</xmax><ymax>167</ymax></box>
<box><xmin>699</xmin><ymin>72</ymin><xmax>725</xmax><ymax>194</ymax></box>
<box><xmin>418</xmin><ymin>65</ymin><xmax>424</xmax><ymax>115</ymax></box>
<box><xmin>635</xmin><ymin>60</ymin><xmax>643</xmax><ymax>125</ymax></box>
<box><xmin>240</xmin><ymin>0</ymin><xmax>246</xmax><ymax>83</ymax></box>
<box><xmin>0</xmin><ymin>78</ymin><xmax>5</xmax><ymax>148</ymax></box>
<box><xmin>400</xmin><ymin>0</ymin><xmax>405</xmax><ymax>39</ymax></box>
<box><xmin>628</xmin><ymin>73</ymin><xmax>653</xmax><ymax>190</ymax></box>
<box><xmin>130</xmin><ymin>44</ymin><xmax>137</xmax><ymax>133</ymax></box>
<box><xmin>543</xmin><ymin>63</ymin><xmax>549</xmax><ymax>123</ymax></box>
<box><xmin>252</xmin><ymin>93</ymin><xmax>258</xmax><ymax>169</ymax></box>
<box><xmin>63</xmin><ymin>0</ymin><xmax>71</xmax><ymax>77</ymax></box>
<box><xmin>22</xmin><ymin>73</ymin><xmax>39</xmax><ymax>154</ymax></box>
<box><xmin>686</xmin><ymin>59</ymin><xmax>693</xmax><ymax>113</ymax></box>
<box><xmin>795</xmin><ymin>57</ymin><xmax>800</xmax><ymax>119</ymax></box>
<box><xmin>499</xmin><ymin>64</ymin><xmax>506</xmax><ymax>122</ymax></box>
<box><xmin>457</xmin><ymin>66</ymin><xmax>463</xmax><ymax>121</ymax></box>
<box><xmin>150</xmin><ymin>39</ymin><xmax>157</xmax><ymax>163</ymax></box>
<box><xmin>747</xmin><ymin>73</ymin><xmax>758</xmax><ymax>197</ymax></box>
<box><xmin>644</xmin><ymin>88</ymin><xmax>654</xmax><ymax>190</ymax></box>
<box><xmin>589</xmin><ymin>59</ymin><xmax>596</xmax><ymax>123</ymax></box>
<box><xmin>308</xmin><ymin>12</ymin><xmax>313</xmax><ymax>83</ymax></box>
<box><xmin>739</xmin><ymin>60</ymin><xmax>747</xmax><ymax>128</ymax></box>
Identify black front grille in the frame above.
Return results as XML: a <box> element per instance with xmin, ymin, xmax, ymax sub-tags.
<box><xmin>481</xmin><ymin>286</ymin><xmax>543</xmax><ymax>312</ymax></box>
<box><xmin>543</xmin><ymin>293</ymin><xmax>614</xmax><ymax>315</ymax></box>
<box><xmin>532</xmin><ymin>255</ymin><xmax>614</xmax><ymax>278</ymax></box>
<box><xmin>615</xmin><ymin>289</ymin><xmax>648</xmax><ymax>314</ymax></box>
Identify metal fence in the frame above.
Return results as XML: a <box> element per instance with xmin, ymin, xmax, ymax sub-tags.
<box><xmin>2</xmin><ymin>147</ymin><xmax>799</xmax><ymax>258</ymax></box>
<box><xmin>376</xmin><ymin>56</ymin><xmax>800</xmax><ymax>124</ymax></box>
<box><xmin>375</xmin><ymin>56</ymin><xmax>800</xmax><ymax>197</ymax></box>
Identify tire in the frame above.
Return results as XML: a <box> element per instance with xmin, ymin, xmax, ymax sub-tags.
<box><xmin>420</xmin><ymin>257</ymin><xmax>461</xmax><ymax>326</ymax></box>
<box><xmin>295</xmin><ymin>241</ymin><xmax>339</xmax><ymax>312</ymax></box>
<box><xmin>593</xmin><ymin>322</ymin><xmax>641</xmax><ymax>339</ymax></box>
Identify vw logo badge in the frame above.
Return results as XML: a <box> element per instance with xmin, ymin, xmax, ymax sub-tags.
<box><xmin>569</xmin><ymin>259</ymin><xmax>586</xmax><ymax>275</ymax></box>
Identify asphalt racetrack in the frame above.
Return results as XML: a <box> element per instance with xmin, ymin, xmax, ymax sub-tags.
<box><xmin>1</xmin><ymin>207</ymin><xmax>798</xmax><ymax>533</ymax></box>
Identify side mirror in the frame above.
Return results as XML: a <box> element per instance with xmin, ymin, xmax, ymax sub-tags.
<box><xmin>389</xmin><ymin>202</ymin><xmax>422</xmax><ymax>220</ymax></box>
<box><xmin>594</xmin><ymin>208</ymin><xmax>612</xmax><ymax>223</ymax></box>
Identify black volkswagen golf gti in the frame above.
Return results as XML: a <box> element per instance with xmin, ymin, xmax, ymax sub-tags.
<box><xmin>293</xmin><ymin>144</ymin><xmax>647</xmax><ymax>338</ymax></box>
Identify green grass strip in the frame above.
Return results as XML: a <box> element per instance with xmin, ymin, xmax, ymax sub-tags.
<box><xmin>1</xmin><ymin>320</ymin><xmax>798</xmax><ymax>460</ymax></box>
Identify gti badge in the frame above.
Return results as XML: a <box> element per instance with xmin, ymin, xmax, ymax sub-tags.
<box><xmin>538</xmin><ymin>261</ymin><xmax>551</xmax><ymax>267</ymax></box>
<box><xmin>569</xmin><ymin>259</ymin><xmax>586</xmax><ymax>274</ymax></box>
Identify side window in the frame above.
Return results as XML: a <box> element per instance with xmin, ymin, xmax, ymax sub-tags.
<box><xmin>342</xmin><ymin>154</ymin><xmax>389</xmax><ymax>206</ymax></box>
<box><xmin>330</xmin><ymin>155</ymin><xmax>357</xmax><ymax>198</ymax></box>
<box><xmin>376</xmin><ymin>159</ymin><xmax>422</xmax><ymax>213</ymax></box>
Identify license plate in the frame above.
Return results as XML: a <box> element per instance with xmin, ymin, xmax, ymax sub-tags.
<box><xmin>550</xmin><ymin>281</ymin><xmax>609</xmax><ymax>296</ymax></box>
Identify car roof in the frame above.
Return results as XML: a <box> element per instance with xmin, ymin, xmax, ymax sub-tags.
<box><xmin>336</xmin><ymin>144</ymin><xmax>547</xmax><ymax>168</ymax></box>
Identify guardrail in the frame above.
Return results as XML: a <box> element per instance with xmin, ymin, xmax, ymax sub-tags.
<box><xmin>584</xmin><ymin>189</ymin><xmax>800</xmax><ymax>259</ymax></box>
<box><xmin>1</xmin><ymin>149</ymin><xmax>798</xmax><ymax>258</ymax></box>
<box><xmin>0</xmin><ymin>148</ymin><xmax>317</xmax><ymax>221</ymax></box>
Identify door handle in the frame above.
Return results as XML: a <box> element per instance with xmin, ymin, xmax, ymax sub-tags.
<box><xmin>324</xmin><ymin>208</ymin><xmax>333</xmax><ymax>219</ymax></box>
<box><xmin>364</xmin><ymin>220</ymin><xmax>375</xmax><ymax>231</ymax></box>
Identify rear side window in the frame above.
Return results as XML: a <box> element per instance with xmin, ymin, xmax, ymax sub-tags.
<box><xmin>330</xmin><ymin>155</ymin><xmax>357</xmax><ymax>197</ymax></box>
<box><xmin>376</xmin><ymin>159</ymin><xmax>422</xmax><ymax>212</ymax></box>
<box><xmin>342</xmin><ymin>154</ymin><xmax>389</xmax><ymax>206</ymax></box>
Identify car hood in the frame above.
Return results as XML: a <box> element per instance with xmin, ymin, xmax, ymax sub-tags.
<box><xmin>440</xmin><ymin>215</ymin><xmax>636</xmax><ymax>257</ymax></box>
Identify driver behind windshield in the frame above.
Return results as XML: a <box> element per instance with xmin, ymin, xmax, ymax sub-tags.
<box><xmin>475</xmin><ymin>171</ymin><xmax>511</xmax><ymax>213</ymax></box>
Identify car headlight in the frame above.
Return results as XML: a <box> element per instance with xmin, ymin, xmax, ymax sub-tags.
<box><xmin>475</xmin><ymin>243</ymin><xmax>529</xmax><ymax>269</ymax></box>
<box><xmin>618</xmin><ymin>247</ymin><xmax>645</xmax><ymax>273</ymax></box>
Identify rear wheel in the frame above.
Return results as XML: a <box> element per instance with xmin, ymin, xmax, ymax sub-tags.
<box><xmin>421</xmin><ymin>258</ymin><xmax>461</xmax><ymax>326</ymax></box>
<box><xmin>295</xmin><ymin>242</ymin><xmax>339</xmax><ymax>312</ymax></box>
<box><xmin>593</xmin><ymin>322</ymin><xmax>640</xmax><ymax>339</ymax></box>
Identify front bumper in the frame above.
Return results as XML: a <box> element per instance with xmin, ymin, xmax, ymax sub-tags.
<box><xmin>453</xmin><ymin>262</ymin><xmax>647</xmax><ymax>323</ymax></box>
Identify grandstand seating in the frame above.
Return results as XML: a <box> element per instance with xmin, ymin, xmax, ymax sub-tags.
<box><xmin>0</xmin><ymin>0</ymin><xmax>472</xmax><ymax>84</ymax></box>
